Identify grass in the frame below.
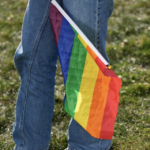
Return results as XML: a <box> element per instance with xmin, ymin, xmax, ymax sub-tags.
<box><xmin>0</xmin><ymin>0</ymin><xmax>150</xmax><ymax>149</ymax></box>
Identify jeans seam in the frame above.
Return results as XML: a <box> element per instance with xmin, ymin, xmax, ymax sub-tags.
<box><xmin>95</xmin><ymin>0</ymin><xmax>100</xmax><ymax>51</ymax></box>
<box><xmin>98</xmin><ymin>140</ymin><xmax>112</xmax><ymax>150</ymax></box>
<box><xmin>68</xmin><ymin>144</ymin><xmax>77</xmax><ymax>150</ymax></box>
<box><xmin>43</xmin><ymin>145</ymin><xmax>49</xmax><ymax>150</ymax></box>
<box><xmin>99</xmin><ymin>139</ymin><xmax>102</xmax><ymax>150</ymax></box>
<box><xmin>18</xmin><ymin>0</ymin><xmax>51</xmax><ymax>149</ymax></box>
<box><xmin>18</xmin><ymin>114</ymin><xmax>24</xmax><ymax>147</ymax></box>
<box><xmin>106</xmin><ymin>145</ymin><xmax>112</xmax><ymax>150</ymax></box>
<box><xmin>14</xmin><ymin>146</ymin><xmax>23</xmax><ymax>150</ymax></box>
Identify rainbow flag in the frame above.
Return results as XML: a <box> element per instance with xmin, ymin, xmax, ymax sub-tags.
<box><xmin>49</xmin><ymin>0</ymin><xmax>122</xmax><ymax>140</ymax></box>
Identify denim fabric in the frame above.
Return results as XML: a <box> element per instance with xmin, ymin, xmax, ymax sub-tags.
<box><xmin>13</xmin><ymin>0</ymin><xmax>114</xmax><ymax>150</ymax></box>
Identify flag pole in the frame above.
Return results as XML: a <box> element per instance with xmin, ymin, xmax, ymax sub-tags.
<box><xmin>51</xmin><ymin>0</ymin><xmax>109</xmax><ymax>66</ymax></box>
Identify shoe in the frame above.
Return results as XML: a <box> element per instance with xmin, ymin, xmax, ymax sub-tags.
<box><xmin>109</xmin><ymin>146</ymin><xmax>113</xmax><ymax>150</ymax></box>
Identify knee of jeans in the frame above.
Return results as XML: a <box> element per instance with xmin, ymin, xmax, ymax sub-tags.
<box><xmin>14</xmin><ymin>42</ymin><xmax>29</xmax><ymax>77</ymax></box>
<box><xmin>102</xmin><ymin>0</ymin><xmax>114</xmax><ymax>17</ymax></box>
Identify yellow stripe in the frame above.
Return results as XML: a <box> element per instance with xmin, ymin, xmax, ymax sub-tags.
<box><xmin>74</xmin><ymin>53</ymin><xmax>99</xmax><ymax>129</ymax></box>
<box><xmin>78</xmin><ymin>34</ymin><xmax>88</xmax><ymax>48</ymax></box>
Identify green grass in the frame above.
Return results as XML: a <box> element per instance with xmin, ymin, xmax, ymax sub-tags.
<box><xmin>0</xmin><ymin>0</ymin><xmax>150</xmax><ymax>149</ymax></box>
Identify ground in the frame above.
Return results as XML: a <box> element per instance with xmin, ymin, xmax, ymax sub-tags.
<box><xmin>0</xmin><ymin>0</ymin><xmax>150</xmax><ymax>149</ymax></box>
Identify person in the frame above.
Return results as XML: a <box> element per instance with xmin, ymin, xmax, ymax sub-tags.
<box><xmin>13</xmin><ymin>0</ymin><xmax>114</xmax><ymax>149</ymax></box>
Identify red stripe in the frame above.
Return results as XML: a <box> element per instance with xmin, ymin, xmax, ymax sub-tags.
<box><xmin>95</xmin><ymin>57</ymin><xmax>106</xmax><ymax>72</ymax></box>
<box><xmin>95</xmin><ymin>57</ymin><xmax>118</xmax><ymax>78</ymax></box>
<box><xmin>49</xmin><ymin>4</ymin><xmax>63</xmax><ymax>46</ymax></box>
<box><xmin>103</xmin><ymin>68</ymin><xmax>118</xmax><ymax>77</ymax></box>
<box><xmin>99</xmin><ymin>77</ymin><xmax>122</xmax><ymax>139</ymax></box>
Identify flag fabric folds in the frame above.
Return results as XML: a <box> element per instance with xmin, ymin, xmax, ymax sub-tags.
<box><xmin>49</xmin><ymin>0</ymin><xmax>122</xmax><ymax>140</ymax></box>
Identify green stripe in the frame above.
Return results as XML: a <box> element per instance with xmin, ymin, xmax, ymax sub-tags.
<box><xmin>64</xmin><ymin>28</ymin><xmax>87</xmax><ymax>117</ymax></box>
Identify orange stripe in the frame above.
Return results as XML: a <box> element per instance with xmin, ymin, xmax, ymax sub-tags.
<box><xmin>86</xmin><ymin>45</ymin><xmax>97</xmax><ymax>60</ymax></box>
<box><xmin>86</xmin><ymin>69</ymin><xmax>111</xmax><ymax>138</ymax></box>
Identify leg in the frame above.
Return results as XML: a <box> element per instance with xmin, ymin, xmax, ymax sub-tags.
<box><xmin>62</xmin><ymin>0</ymin><xmax>114</xmax><ymax>149</ymax></box>
<box><xmin>13</xmin><ymin>0</ymin><xmax>60</xmax><ymax>149</ymax></box>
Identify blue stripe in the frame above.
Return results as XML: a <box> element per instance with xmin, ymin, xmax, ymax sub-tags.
<box><xmin>58</xmin><ymin>17</ymin><xmax>75</xmax><ymax>85</ymax></box>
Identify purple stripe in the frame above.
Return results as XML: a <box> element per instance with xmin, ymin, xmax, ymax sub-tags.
<box><xmin>49</xmin><ymin>4</ymin><xmax>63</xmax><ymax>46</ymax></box>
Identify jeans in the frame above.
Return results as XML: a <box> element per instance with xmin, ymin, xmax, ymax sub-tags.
<box><xmin>13</xmin><ymin>0</ymin><xmax>114</xmax><ymax>150</ymax></box>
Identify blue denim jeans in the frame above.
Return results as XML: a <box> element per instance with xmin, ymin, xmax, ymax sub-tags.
<box><xmin>13</xmin><ymin>0</ymin><xmax>114</xmax><ymax>150</ymax></box>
